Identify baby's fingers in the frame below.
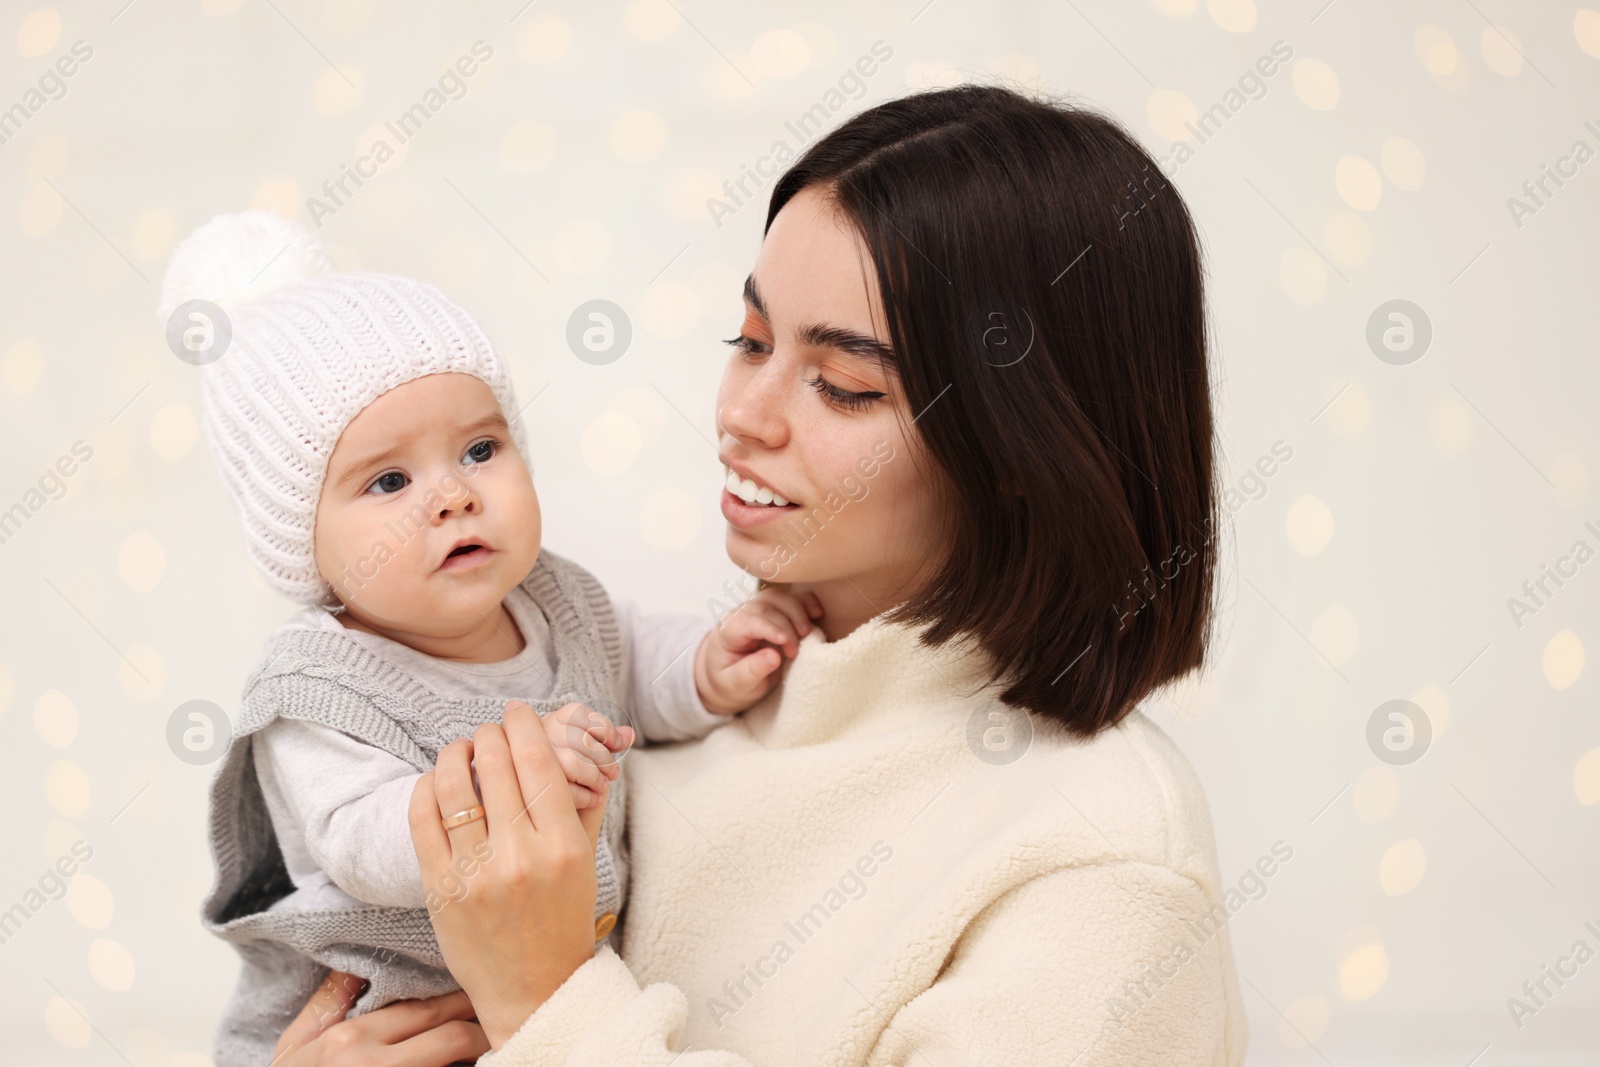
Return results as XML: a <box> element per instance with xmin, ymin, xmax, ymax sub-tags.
<box><xmin>568</xmin><ymin>779</ymin><xmax>606</xmax><ymax>810</ymax></box>
<box><xmin>727</xmin><ymin>605</ymin><xmax>802</xmax><ymax>659</ymax></box>
<box><xmin>725</xmin><ymin>645</ymin><xmax>784</xmax><ymax>697</ymax></box>
<box><xmin>753</xmin><ymin>589</ymin><xmax>815</xmax><ymax>642</ymax></box>
<box><xmin>554</xmin><ymin>746</ymin><xmax>615</xmax><ymax>798</ymax></box>
<box><xmin>546</xmin><ymin>711</ymin><xmax>624</xmax><ymax>771</ymax></box>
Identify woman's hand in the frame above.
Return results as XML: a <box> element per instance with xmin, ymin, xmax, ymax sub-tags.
<box><xmin>270</xmin><ymin>971</ymin><xmax>488</xmax><ymax>1066</ymax></box>
<box><xmin>410</xmin><ymin>701</ymin><xmax>612</xmax><ymax>1051</ymax></box>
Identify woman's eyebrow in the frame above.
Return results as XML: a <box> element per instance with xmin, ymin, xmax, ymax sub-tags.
<box><xmin>742</xmin><ymin>273</ymin><xmax>769</xmax><ymax>319</ymax></box>
<box><xmin>797</xmin><ymin>323</ymin><xmax>897</xmax><ymax>366</ymax></box>
<box><xmin>742</xmin><ymin>274</ymin><xmax>897</xmax><ymax>366</ymax></box>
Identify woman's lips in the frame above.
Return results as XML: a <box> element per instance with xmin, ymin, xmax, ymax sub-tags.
<box><xmin>720</xmin><ymin>490</ymin><xmax>800</xmax><ymax>530</ymax></box>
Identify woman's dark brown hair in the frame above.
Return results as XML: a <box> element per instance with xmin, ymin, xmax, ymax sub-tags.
<box><xmin>766</xmin><ymin>84</ymin><xmax>1217</xmax><ymax>737</ymax></box>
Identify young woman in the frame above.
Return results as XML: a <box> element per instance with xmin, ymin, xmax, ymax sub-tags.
<box><xmin>274</xmin><ymin>84</ymin><xmax>1245</xmax><ymax>1066</ymax></box>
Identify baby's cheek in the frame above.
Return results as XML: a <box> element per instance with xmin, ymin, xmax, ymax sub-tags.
<box><xmin>491</xmin><ymin>476</ymin><xmax>542</xmax><ymax>555</ymax></box>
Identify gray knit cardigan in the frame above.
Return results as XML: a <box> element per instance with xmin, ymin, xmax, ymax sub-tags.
<box><xmin>201</xmin><ymin>551</ymin><xmax>628</xmax><ymax>1067</ymax></box>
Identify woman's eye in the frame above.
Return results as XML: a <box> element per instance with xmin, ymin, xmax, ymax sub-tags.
<box><xmin>464</xmin><ymin>439</ymin><xmax>497</xmax><ymax>464</ymax></box>
<box><xmin>805</xmin><ymin>374</ymin><xmax>886</xmax><ymax>412</ymax></box>
<box><xmin>366</xmin><ymin>470</ymin><xmax>409</xmax><ymax>495</ymax></box>
<box><xmin>722</xmin><ymin>334</ymin><xmax>770</xmax><ymax>357</ymax></box>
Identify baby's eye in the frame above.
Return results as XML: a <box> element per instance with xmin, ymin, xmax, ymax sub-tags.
<box><xmin>365</xmin><ymin>470</ymin><xmax>409</xmax><ymax>495</ymax></box>
<box><xmin>464</xmin><ymin>438</ymin><xmax>497</xmax><ymax>464</ymax></box>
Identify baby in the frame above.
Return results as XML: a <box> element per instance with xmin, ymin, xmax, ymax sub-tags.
<box><xmin>159</xmin><ymin>212</ymin><xmax>814</xmax><ymax>1067</ymax></box>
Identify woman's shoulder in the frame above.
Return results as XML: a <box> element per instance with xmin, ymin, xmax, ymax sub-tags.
<box><xmin>1023</xmin><ymin>707</ymin><xmax>1224</xmax><ymax>891</ymax></box>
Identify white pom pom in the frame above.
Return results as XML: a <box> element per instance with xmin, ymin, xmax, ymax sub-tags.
<box><xmin>156</xmin><ymin>210</ymin><xmax>332</xmax><ymax>322</ymax></box>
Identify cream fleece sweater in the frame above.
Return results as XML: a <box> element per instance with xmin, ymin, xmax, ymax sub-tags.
<box><xmin>480</xmin><ymin>614</ymin><xmax>1248</xmax><ymax>1066</ymax></box>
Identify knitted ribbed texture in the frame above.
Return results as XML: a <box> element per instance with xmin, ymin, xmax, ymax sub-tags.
<box><xmin>203</xmin><ymin>550</ymin><xmax>626</xmax><ymax>1067</ymax></box>
<box><xmin>159</xmin><ymin>211</ymin><xmax>528</xmax><ymax>604</ymax></box>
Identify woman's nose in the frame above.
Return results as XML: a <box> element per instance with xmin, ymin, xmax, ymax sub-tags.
<box><xmin>718</xmin><ymin>366</ymin><xmax>789</xmax><ymax>449</ymax></box>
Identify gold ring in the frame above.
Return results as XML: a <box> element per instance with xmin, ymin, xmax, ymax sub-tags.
<box><xmin>441</xmin><ymin>805</ymin><xmax>486</xmax><ymax>831</ymax></box>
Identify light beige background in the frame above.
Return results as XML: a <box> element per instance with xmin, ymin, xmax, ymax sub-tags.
<box><xmin>1</xmin><ymin>0</ymin><xmax>1597</xmax><ymax>1063</ymax></box>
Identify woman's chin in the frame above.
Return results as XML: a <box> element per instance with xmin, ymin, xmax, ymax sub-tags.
<box><xmin>723</xmin><ymin>533</ymin><xmax>784</xmax><ymax>580</ymax></box>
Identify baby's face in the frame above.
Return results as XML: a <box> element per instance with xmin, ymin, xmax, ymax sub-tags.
<box><xmin>313</xmin><ymin>372</ymin><xmax>540</xmax><ymax>638</ymax></box>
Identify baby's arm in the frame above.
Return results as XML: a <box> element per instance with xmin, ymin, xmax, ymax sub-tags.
<box><xmin>255</xmin><ymin>714</ymin><xmax>629</xmax><ymax>901</ymax></box>
<box><xmin>253</xmin><ymin>718</ymin><xmax>426</xmax><ymax>908</ymax></box>
<box><xmin>612</xmin><ymin>603</ymin><xmax>723</xmax><ymax>742</ymax></box>
<box><xmin>614</xmin><ymin>587</ymin><xmax>824</xmax><ymax>741</ymax></box>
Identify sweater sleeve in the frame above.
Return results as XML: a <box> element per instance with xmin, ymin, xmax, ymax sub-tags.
<box><xmin>613</xmin><ymin>600</ymin><xmax>729</xmax><ymax>744</ymax></box>
<box><xmin>253</xmin><ymin>718</ymin><xmax>427</xmax><ymax>909</ymax></box>
<box><xmin>476</xmin><ymin>862</ymin><xmax>1241</xmax><ymax>1067</ymax></box>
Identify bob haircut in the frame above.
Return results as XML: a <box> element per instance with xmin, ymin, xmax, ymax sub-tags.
<box><xmin>764</xmin><ymin>85</ymin><xmax>1218</xmax><ymax>737</ymax></box>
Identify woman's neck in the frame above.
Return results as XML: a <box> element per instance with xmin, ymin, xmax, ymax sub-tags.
<box><xmin>808</xmin><ymin>581</ymin><xmax>879</xmax><ymax>642</ymax></box>
<box><xmin>805</xmin><ymin>562</ymin><xmax>936</xmax><ymax>643</ymax></box>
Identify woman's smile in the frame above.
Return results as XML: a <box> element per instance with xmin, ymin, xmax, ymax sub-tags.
<box><xmin>719</xmin><ymin>484</ymin><xmax>802</xmax><ymax>530</ymax></box>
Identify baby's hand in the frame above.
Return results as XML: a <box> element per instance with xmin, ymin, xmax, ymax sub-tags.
<box><xmin>539</xmin><ymin>702</ymin><xmax>635</xmax><ymax>810</ymax></box>
<box><xmin>694</xmin><ymin>587</ymin><xmax>824</xmax><ymax>715</ymax></box>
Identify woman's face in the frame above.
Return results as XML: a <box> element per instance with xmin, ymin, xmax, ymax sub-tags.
<box><xmin>716</xmin><ymin>185</ymin><xmax>946</xmax><ymax>631</ymax></box>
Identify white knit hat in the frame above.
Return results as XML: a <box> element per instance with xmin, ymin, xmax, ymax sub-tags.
<box><xmin>157</xmin><ymin>210</ymin><xmax>527</xmax><ymax>605</ymax></box>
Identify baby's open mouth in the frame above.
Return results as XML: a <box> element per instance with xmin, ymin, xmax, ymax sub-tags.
<box><xmin>439</xmin><ymin>539</ymin><xmax>494</xmax><ymax>570</ymax></box>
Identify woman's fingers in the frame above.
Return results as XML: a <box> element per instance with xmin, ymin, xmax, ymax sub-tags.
<box><xmin>575</xmin><ymin>780</ymin><xmax>608</xmax><ymax>851</ymax></box>
<box><xmin>392</xmin><ymin>1018</ymin><xmax>491</xmax><ymax>1065</ymax></box>
<box><xmin>502</xmin><ymin>701</ymin><xmax>581</xmax><ymax>831</ymax></box>
<box><xmin>408</xmin><ymin>772</ymin><xmax>451</xmax><ymax>880</ymax></box>
<box><xmin>431</xmin><ymin>739</ymin><xmax>489</xmax><ymax>856</ymax></box>
<box><xmin>272</xmin><ymin>971</ymin><xmax>366</xmax><ymax>1059</ymax></box>
<box><xmin>353</xmin><ymin>989</ymin><xmax>479</xmax><ymax>1045</ymax></box>
<box><xmin>471</xmin><ymin>721</ymin><xmax>536</xmax><ymax>828</ymax></box>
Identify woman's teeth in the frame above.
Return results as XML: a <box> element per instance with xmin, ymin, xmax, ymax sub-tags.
<box><xmin>726</xmin><ymin>469</ymin><xmax>790</xmax><ymax>507</ymax></box>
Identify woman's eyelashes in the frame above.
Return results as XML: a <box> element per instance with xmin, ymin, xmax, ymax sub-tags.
<box><xmin>723</xmin><ymin>335</ymin><xmax>887</xmax><ymax>411</ymax></box>
<box><xmin>723</xmin><ymin>333</ymin><xmax>769</xmax><ymax>358</ymax></box>
<box><xmin>804</xmin><ymin>373</ymin><xmax>886</xmax><ymax>411</ymax></box>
